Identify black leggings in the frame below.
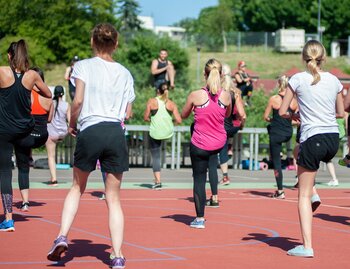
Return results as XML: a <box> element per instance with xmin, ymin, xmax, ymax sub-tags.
<box><xmin>15</xmin><ymin>126</ymin><xmax>48</xmax><ymax>190</ymax></box>
<box><xmin>0</xmin><ymin>132</ymin><xmax>30</xmax><ymax>214</ymax></box>
<box><xmin>269</xmin><ymin>132</ymin><xmax>292</xmax><ymax>190</ymax></box>
<box><xmin>190</xmin><ymin>143</ymin><xmax>221</xmax><ymax>218</ymax></box>
<box><xmin>149</xmin><ymin>136</ymin><xmax>163</xmax><ymax>172</ymax></box>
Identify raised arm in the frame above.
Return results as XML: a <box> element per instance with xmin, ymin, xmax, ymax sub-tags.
<box><xmin>33</xmin><ymin>71</ymin><xmax>52</xmax><ymax>98</ymax></box>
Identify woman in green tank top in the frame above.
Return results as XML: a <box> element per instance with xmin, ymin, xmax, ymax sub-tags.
<box><xmin>144</xmin><ymin>82</ymin><xmax>182</xmax><ymax>189</ymax></box>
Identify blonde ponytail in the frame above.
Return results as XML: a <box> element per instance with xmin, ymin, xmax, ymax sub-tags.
<box><xmin>205</xmin><ymin>59</ymin><xmax>222</xmax><ymax>95</ymax></box>
<box><xmin>302</xmin><ymin>40</ymin><xmax>326</xmax><ymax>85</ymax></box>
<box><xmin>277</xmin><ymin>75</ymin><xmax>289</xmax><ymax>93</ymax></box>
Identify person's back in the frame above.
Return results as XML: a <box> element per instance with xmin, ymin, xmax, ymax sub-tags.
<box><xmin>149</xmin><ymin>96</ymin><xmax>174</xmax><ymax>140</ymax></box>
<box><xmin>269</xmin><ymin>95</ymin><xmax>293</xmax><ymax>136</ymax></box>
<box><xmin>290</xmin><ymin>71</ymin><xmax>341</xmax><ymax>143</ymax></box>
<box><xmin>72</xmin><ymin>57</ymin><xmax>134</xmax><ymax>130</ymax></box>
<box><xmin>0</xmin><ymin>67</ymin><xmax>34</xmax><ymax>134</ymax></box>
<box><xmin>48</xmin><ymin>99</ymin><xmax>69</xmax><ymax>138</ymax></box>
<box><xmin>192</xmin><ymin>88</ymin><xmax>227</xmax><ymax>151</ymax></box>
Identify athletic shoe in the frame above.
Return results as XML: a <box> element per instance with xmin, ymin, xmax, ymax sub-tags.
<box><xmin>272</xmin><ymin>191</ymin><xmax>285</xmax><ymax>199</ymax></box>
<box><xmin>99</xmin><ymin>193</ymin><xmax>106</xmax><ymax>200</ymax></box>
<box><xmin>327</xmin><ymin>179</ymin><xmax>339</xmax><ymax>186</ymax></box>
<box><xmin>110</xmin><ymin>256</ymin><xmax>126</xmax><ymax>269</ymax></box>
<box><xmin>20</xmin><ymin>202</ymin><xmax>30</xmax><ymax>212</ymax></box>
<box><xmin>190</xmin><ymin>218</ymin><xmax>205</xmax><ymax>229</ymax></box>
<box><xmin>338</xmin><ymin>156</ymin><xmax>350</xmax><ymax>167</ymax></box>
<box><xmin>219</xmin><ymin>176</ymin><xmax>230</xmax><ymax>185</ymax></box>
<box><xmin>47</xmin><ymin>235</ymin><xmax>68</xmax><ymax>261</ymax></box>
<box><xmin>206</xmin><ymin>197</ymin><xmax>219</xmax><ymax>208</ymax></box>
<box><xmin>152</xmin><ymin>182</ymin><xmax>162</xmax><ymax>190</ymax></box>
<box><xmin>48</xmin><ymin>180</ymin><xmax>58</xmax><ymax>186</ymax></box>
<box><xmin>287</xmin><ymin>245</ymin><xmax>314</xmax><ymax>257</ymax></box>
<box><xmin>311</xmin><ymin>194</ymin><xmax>321</xmax><ymax>212</ymax></box>
<box><xmin>0</xmin><ymin>219</ymin><xmax>15</xmax><ymax>232</ymax></box>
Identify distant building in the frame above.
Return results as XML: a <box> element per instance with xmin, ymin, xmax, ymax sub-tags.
<box><xmin>138</xmin><ymin>16</ymin><xmax>186</xmax><ymax>41</ymax></box>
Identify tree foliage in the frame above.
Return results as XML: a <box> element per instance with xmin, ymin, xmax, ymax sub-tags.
<box><xmin>182</xmin><ymin>0</ymin><xmax>350</xmax><ymax>50</ymax></box>
<box><xmin>116</xmin><ymin>32</ymin><xmax>189</xmax><ymax>90</ymax></box>
<box><xmin>117</xmin><ymin>0</ymin><xmax>142</xmax><ymax>32</ymax></box>
<box><xmin>0</xmin><ymin>0</ymin><xmax>117</xmax><ymax>65</ymax></box>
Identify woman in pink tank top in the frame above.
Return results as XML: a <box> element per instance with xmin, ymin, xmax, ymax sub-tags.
<box><xmin>181</xmin><ymin>58</ymin><xmax>231</xmax><ymax>229</ymax></box>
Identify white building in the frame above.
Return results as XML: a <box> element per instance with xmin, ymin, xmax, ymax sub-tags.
<box><xmin>138</xmin><ymin>16</ymin><xmax>186</xmax><ymax>41</ymax></box>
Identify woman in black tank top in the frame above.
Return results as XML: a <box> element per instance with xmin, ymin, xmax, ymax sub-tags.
<box><xmin>0</xmin><ymin>40</ymin><xmax>51</xmax><ymax>232</ymax></box>
<box><xmin>263</xmin><ymin>75</ymin><xmax>297</xmax><ymax>199</ymax></box>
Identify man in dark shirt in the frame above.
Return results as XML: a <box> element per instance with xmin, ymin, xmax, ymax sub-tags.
<box><xmin>151</xmin><ymin>49</ymin><xmax>176</xmax><ymax>89</ymax></box>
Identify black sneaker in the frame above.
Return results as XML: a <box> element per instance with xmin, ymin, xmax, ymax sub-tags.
<box><xmin>152</xmin><ymin>182</ymin><xmax>162</xmax><ymax>190</ymax></box>
<box><xmin>272</xmin><ymin>191</ymin><xmax>285</xmax><ymax>199</ymax></box>
<box><xmin>206</xmin><ymin>198</ymin><xmax>219</xmax><ymax>208</ymax></box>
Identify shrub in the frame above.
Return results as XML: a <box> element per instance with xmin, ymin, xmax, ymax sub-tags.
<box><xmin>116</xmin><ymin>32</ymin><xmax>190</xmax><ymax>90</ymax></box>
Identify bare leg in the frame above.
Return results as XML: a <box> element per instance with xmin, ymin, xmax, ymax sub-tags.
<box><xmin>20</xmin><ymin>189</ymin><xmax>29</xmax><ymax>204</ymax></box>
<box><xmin>297</xmin><ymin>166</ymin><xmax>316</xmax><ymax>250</ymax></box>
<box><xmin>105</xmin><ymin>172</ymin><xmax>124</xmax><ymax>258</ymax></box>
<box><xmin>58</xmin><ymin>167</ymin><xmax>89</xmax><ymax>237</ymax></box>
<box><xmin>46</xmin><ymin>138</ymin><xmax>57</xmax><ymax>183</ymax></box>
<box><xmin>220</xmin><ymin>162</ymin><xmax>228</xmax><ymax>175</ymax></box>
<box><xmin>326</xmin><ymin>161</ymin><xmax>337</xmax><ymax>181</ymax></box>
<box><xmin>153</xmin><ymin>171</ymin><xmax>161</xmax><ymax>183</ymax></box>
<box><xmin>166</xmin><ymin>64</ymin><xmax>176</xmax><ymax>88</ymax></box>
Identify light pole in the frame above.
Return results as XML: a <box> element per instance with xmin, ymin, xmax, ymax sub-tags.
<box><xmin>196</xmin><ymin>46</ymin><xmax>201</xmax><ymax>85</ymax></box>
<box><xmin>317</xmin><ymin>0</ymin><xmax>322</xmax><ymax>42</ymax></box>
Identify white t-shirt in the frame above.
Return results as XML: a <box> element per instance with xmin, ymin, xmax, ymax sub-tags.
<box><xmin>71</xmin><ymin>57</ymin><xmax>135</xmax><ymax>131</ymax></box>
<box><xmin>289</xmin><ymin>71</ymin><xmax>343</xmax><ymax>143</ymax></box>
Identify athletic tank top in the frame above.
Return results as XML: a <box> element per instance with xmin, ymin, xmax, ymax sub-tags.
<box><xmin>191</xmin><ymin>88</ymin><xmax>227</xmax><ymax>151</ymax></box>
<box><xmin>47</xmin><ymin>100</ymin><xmax>69</xmax><ymax>138</ymax></box>
<box><xmin>224</xmin><ymin>92</ymin><xmax>236</xmax><ymax>131</ymax></box>
<box><xmin>0</xmin><ymin>70</ymin><xmax>34</xmax><ymax>134</ymax></box>
<box><xmin>31</xmin><ymin>91</ymin><xmax>47</xmax><ymax>115</ymax></box>
<box><xmin>235</xmin><ymin>71</ymin><xmax>249</xmax><ymax>88</ymax></box>
<box><xmin>269</xmin><ymin>95</ymin><xmax>292</xmax><ymax>136</ymax></box>
<box><xmin>149</xmin><ymin>97</ymin><xmax>174</xmax><ymax>140</ymax></box>
<box><xmin>154</xmin><ymin>59</ymin><xmax>167</xmax><ymax>81</ymax></box>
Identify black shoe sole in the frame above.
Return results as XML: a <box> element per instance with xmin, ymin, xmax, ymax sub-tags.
<box><xmin>47</xmin><ymin>245</ymin><xmax>68</xmax><ymax>261</ymax></box>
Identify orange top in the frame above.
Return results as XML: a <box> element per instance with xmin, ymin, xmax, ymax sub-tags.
<box><xmin>31</xmin><ymin>91</ymin><xmax>47</xmax><ymax>115</ymax></box>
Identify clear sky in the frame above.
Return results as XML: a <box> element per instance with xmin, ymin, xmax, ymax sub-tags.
<box><xmin>138</xmin><ymin>0</ymin><xmax>218</xmax><ymax>26</ymax></box>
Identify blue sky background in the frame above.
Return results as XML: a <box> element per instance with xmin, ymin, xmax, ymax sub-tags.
<box><xmin>138</xmin><ymin>0</ymin><xmax>218</xmax><ymax>26</ymax></box>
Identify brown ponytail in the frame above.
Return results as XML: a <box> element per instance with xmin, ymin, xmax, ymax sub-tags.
<box><xmin>158</xmin><ymin>82</ymin><xmax>169</xmax><ymax>102</ymax></box>
<box><xmin>7</xmin><ymin>39</ymin><xmax>30</xmax><ymax>73</ymax></box>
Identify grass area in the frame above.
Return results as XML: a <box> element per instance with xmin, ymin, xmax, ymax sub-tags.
<box><xmin>188</xmin><ymin>46</ymin><xmax>350</xmax><ymax>88</ymax></box>
<box><xmin>44</xmin><ymin>64</ymin><xmax>69</xmax><ymax>93</ymax></box>
<box><xmin>43</xmin><ymin>46</ymin><xmax>350</xmax><ymax>90</ymax></box>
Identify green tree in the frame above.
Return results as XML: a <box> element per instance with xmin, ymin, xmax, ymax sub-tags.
<box><xmin>0</xmin><ymin>0</ymin><xmax>117</xmax><ymax>64</ymax></box>
<box><xmin>116</xmin><ymin>0</ymin><xmax>141</xmax><ymax>33</ymax></box>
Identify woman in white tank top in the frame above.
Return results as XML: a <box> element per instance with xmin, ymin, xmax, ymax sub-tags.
<box><xmin>45</xmin><ymin>85</ymin><xmax>70</xmax><ymax>186</ymax></box>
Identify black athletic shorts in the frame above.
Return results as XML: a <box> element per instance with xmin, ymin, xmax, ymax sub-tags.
<box><xmin>74</xmin><ymin>122</ymin><xmax>128</xmax><ymax>173</ymax></box>
<box><xmin>297</xmin><ymin>133</ymin><xmax>339</xmax><ymax>171</ymax></box>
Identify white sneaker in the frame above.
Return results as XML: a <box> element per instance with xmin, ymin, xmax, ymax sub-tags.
<box><xmin>327</xmin><ymin>179</ymin><xmax>339</xmax><ymax>186</ymax></box>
